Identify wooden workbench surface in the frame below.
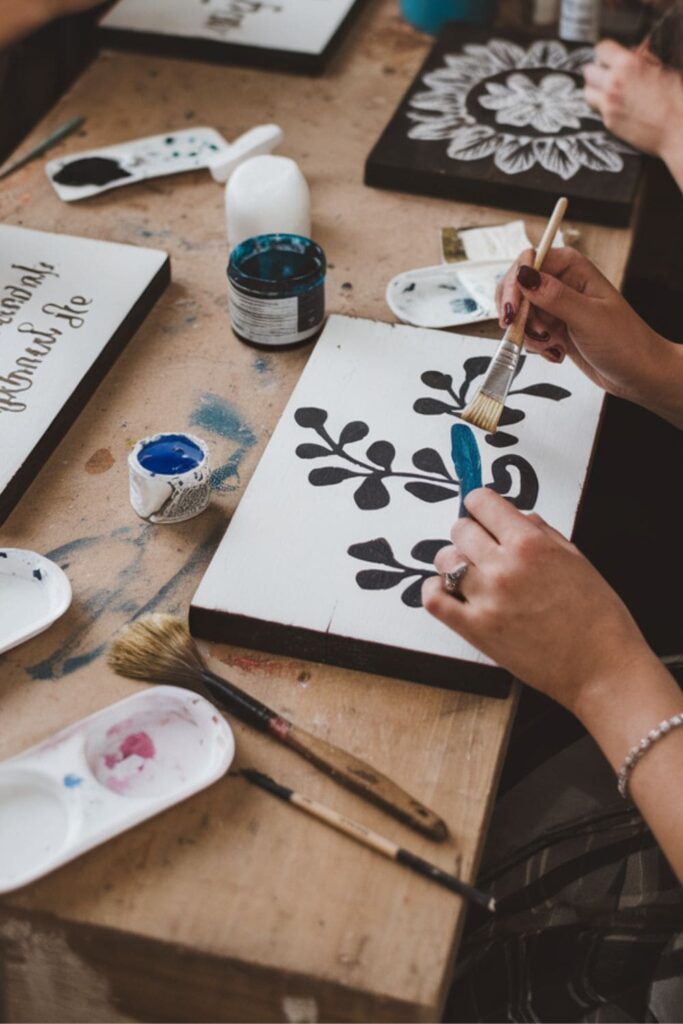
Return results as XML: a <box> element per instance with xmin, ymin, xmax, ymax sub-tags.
<box><xmin>0</xmin><ymin>2</ymin><xmax>633</xmax><ymax>1020</ymax></box>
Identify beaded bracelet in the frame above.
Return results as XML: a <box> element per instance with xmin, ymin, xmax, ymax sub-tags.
<box><xmin>618</xmin><ymin>713</ymin><xmax>683</xmax><ymax>798</ymax></box>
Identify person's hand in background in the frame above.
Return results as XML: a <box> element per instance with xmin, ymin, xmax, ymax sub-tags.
<box><xmin>583</xmin><ymin>39</ymin><xmax>683</xmax><ymax>188</ymax></box>
<box><xmin>1</xmin><ymin>0</ymin><xmax>104</xmax><ymax>49</ymax></box>
<box><xmin>495</xmin><ymin>246</ymin><xmax>683</xmax><ymax>427</ymax></box>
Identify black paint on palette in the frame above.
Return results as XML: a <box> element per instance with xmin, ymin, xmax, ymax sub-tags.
<box><xmin>364</xmin><ymin>26</ymin><xmax>643</xmax><ymax>225</ymax></box>
<box><xmin>53</xmin><ymin>157</ymin><xmax>131</xmax><ymax>188</ymax></box>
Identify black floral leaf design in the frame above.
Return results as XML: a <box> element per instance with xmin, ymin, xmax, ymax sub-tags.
<box><xmin>404</xmin><ymin>481</ymin><xmax>456</xmax><ymax>503</ymax></box>
<box><xmin>458</xmin><ymin>356</ymin><xmax>491</xmax><ymax>404</ymax></box>
<box><xmin>484</xmin><ymin>431</ymin><xmax>518</xmax><ymax>448</ymax></box>
<box><xmin>354</xmin><ymin>475</ymin><xmax>390</xmax><ymax>510</ymax></box>
<box><xmin>296</xmin><ymin>443</ymin><xmax>331</xmax><ymax>459</ymax></box>
<box><xmin>509</xmin><ymin>383</ymin><xmax>571</xmax><ymax>401</ymax></box>
<box><xmin>401</xmin><ymin>577</ymin><xmax>430</xmax><ymax>608</ymax></box>
<box><xmin>348</xmin><ymin>538</ymin><xmax>401</xmax><ymax>567</ymax></box>
<box><xmin>411</xmin><ymin>539</ymin><xmax>450</xmax><ymax>563</ymax></box>
<box><xmin>487</xmin><ymin>454</ymin><xmax>539</xmax><ymax>510</ymax></box>
<box><xmin>366</xmin><ymin>440</ymin><xmax>395</xmax><ymax>470</ymax></box>
<box><xmin>420</xmin><ymin>370</ymin><xmax>453</xmax><ymax>390</ymax></box>
<box><xmin>498</xmin><ymin>407</ymin><xmax>526</xmax><ymax>426</ymax></box>
<box><xmin>413</xmin><ymin>397</ymin><xmax>456</xmax><ymax>416</ymax></box>
<box><xmin>339</xmin><ymin>420</ymin><xmax>370</xmax><ymax>445</ymax></box>
<box><xmin>356</xmin><ymin>569</ymin><xmax>405</xmax><ymax>590</ymax></box>
<box><xmin>348</xmin><ymin>536</ymin><xmax>447</xmax><ymax>609</ymax></box>
<box><xmin>309</xmin><ymin>466</ymin><xmax>359</xmax><ymax>485</ymax></box>
<box><xmin>295</xmin><ymin>407</ymin><xmax>328</xmax><ymax>428</ymax></box>
<box><xmin>412</xmin><ymin>447</ymin><xmax>449</xmax><ymax>476</ymax></box>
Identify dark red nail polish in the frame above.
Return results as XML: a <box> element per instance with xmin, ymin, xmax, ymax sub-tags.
<box><xmin>525</xmin><ymin>326</ymin><xmax>551</xmax><ymax>342</ymax></box>
<box><xmin>517</xmin><ymin>265</ymin><xmax>541</xmax><ymax>290</ymax></box>
<box><xmin>546</xmin><ymin>347</ymin><xmax>564</xmax><ymax>362</ymax></box>
<box><xmin>503</xmin><ymin>302</ymin><xmax>514</xmax><ymax>325</ymax></box>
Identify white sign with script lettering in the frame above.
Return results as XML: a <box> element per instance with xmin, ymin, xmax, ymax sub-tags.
<box><xmin>100</xmin><ymin>0</ymin><xmax>366</xmax><ymax>72</ymax></box>
<box><xmin>0</xmin><ymin>225</ymin><xmax>169</xmax><ymax>522</ymax></box>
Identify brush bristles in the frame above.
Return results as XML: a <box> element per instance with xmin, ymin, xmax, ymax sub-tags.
<box><xmin>107</xmin><ymin>614</ymin><xmax>206</xmax><ymax>688</ymax></box>
<box><xmin>460</xmin><ymin>392</ymin><xmax>504</xmax><ymax>433</ymax></box>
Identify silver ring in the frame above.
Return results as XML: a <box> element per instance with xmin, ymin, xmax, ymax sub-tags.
<box><xmin>442</xmin><ymin>563</ymin><xmax>469</xmax><ymax>597</ymax></box>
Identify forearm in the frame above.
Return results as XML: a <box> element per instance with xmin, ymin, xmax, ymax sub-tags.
<box><xmin>660</xmin><ymin>82</ymin><xmax>683</xmax><ymax>192</ymax></box>
<box><xmin>576</xmin><ymin>653</ymin><xmax>683</xmax><ymax>880</ymax></box>
<box><xmin>636</xmin><ymin>336</ymin><xmax>683</xmax><ymax>430</ymax></box>
<box><xmin>0</xmin><ymin>0</ymin><xmax>54</xmax><ymax>48</ymax></box>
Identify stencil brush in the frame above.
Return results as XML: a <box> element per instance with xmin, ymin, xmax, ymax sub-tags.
<box><xmin>108</xmin><ymin>615</ymin><xmax>448</xmax><ymax>841</ymax></box>
<box><xmin>461</xmin><ymin>196</ymin><xmax>568</xmax><ymax>435</ymax></box>
<box><xmin>242</xmin><ymin>768</ymin><xmax>495</xmax><ymax>913</ymax></box>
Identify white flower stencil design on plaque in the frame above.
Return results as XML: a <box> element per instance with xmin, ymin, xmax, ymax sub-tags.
<box><xmin>407</xmin><ymin>39</ymin><xmax>630</xmax><ymax>180</ymax></box>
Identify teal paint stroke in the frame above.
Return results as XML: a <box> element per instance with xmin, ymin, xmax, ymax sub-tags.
<box><xmin>451</xmin><ymin>423</ymin><xmax>482</xmax><ymax>518</ymax></box>
<box><xmin>190</xmin><ymin>392</ymin><xmax>257</xmax><ymax>492</ymax></box>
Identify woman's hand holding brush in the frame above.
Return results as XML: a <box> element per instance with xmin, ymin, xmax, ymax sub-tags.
<box><xmin>496</xmin><ymin>247</ymin><xmax>683</xmax><ymax>429</ymax></box>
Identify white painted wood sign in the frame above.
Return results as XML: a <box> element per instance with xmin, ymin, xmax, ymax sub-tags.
<box><xmin>0</xmin><ymin>225</ymin><xmax>169</xmax><ymax>523</ymax></box>
<box><xmin>100</xmin><ymin>0</ymin><xmax>367</xmax><ymax>73</ymax></box>
<box><xmin>191</xmin><ymin>315</ymin><xmax>605</xmax><ymax>696</ymax></box>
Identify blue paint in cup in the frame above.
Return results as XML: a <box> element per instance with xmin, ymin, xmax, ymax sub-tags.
<box><xmin>400</xmin><ymin>0</ymin><xmax>498</xmax><ymax>33</ymax></box>
<box><xmin>227</xmin><ymin>233</ymin><xmax>326</xmax><ymax>348</ymax></box>
<box><xmin>137</xmin><ymin>433</ymin><xmax>205</xmax><ymax>475</ymax></box>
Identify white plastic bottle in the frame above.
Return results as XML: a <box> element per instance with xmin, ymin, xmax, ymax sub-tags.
<box><xmin>559</xmin><ymin>0</ymin><xmax>601</xmax><ymax>41</ymax></box>
<box><xmin>225</xmin><ymin>155</ymin><xmax>312</xmax><ymax>250</ymax></box>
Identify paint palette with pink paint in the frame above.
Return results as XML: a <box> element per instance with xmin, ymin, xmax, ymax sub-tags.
<box><xmin>0</xmin><ymin>687</ymin><xmax>235</xmax><ymax>894</ymax></box>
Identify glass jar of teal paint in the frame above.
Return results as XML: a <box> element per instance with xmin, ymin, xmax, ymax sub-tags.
<box><xmin>227</xmin><ymin>233</ymin><xmax>326</xmax><ymax>348</ymax></box>
<box><xmin>400</xmin><ymin>0</ymin><xmax>498</xmax><ymax>33</ymax></box>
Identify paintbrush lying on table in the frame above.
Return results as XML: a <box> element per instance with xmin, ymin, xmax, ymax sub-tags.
<box><xmin>242</xmin><ymin>768</ymin><xmax>495</xmax><ymax>913</ymax></box>
<box><xmin>461</xmin><ymin>196</ymin><xmax>568</xmax><ymax>435</ymax></box>
<box><xmin>109</xmin><ymin>615</ymin><xmax>448</xmax><ymax>841</ymax></box>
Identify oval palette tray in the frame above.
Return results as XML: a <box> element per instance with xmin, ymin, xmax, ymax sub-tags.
<box><xmin>0</xmin><ymin>686</ymin><xmax>235</xmax><ymax>894</ymax></box>
<box><xmin>0</xmin><ymin>548</ymin><xmax>72</xmax><ymax>655</ymax></box>
<box><xmin>386</xmin><ymin>260</ymin><xmax>509</xmax><ymax>329</ymax></box>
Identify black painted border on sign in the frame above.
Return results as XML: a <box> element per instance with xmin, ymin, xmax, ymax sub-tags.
<box><xmin>189</xmin><ymin>605</ymin><xmax>512</xmax><ymax>698</ymax></box>
<box><xmin>98</xmin><ymin>0</ymin><xmax>367</xmax><ymax>76</ymax></box>
<box><xmin>365</xmin><ymin>24</ymin><xmax>643</xmax><ymax>226</ymax></box>
<box><xmin>0</xmin><ymin>256</ymin><xmax>171</xmax><ymax>525</ymax></box>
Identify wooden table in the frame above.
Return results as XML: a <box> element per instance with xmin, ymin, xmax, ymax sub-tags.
<box><xmin>0</xmin><ymin>2</ymin><xmax>634</xmax><ymax>1020</ymax></box>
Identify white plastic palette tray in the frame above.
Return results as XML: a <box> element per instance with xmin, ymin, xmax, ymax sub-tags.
<box><xmin>0</xmin><ymin>687</ymin><xmax>235</xmax><ymax>894</ymax></box>
<box><xmin>0</xmin><ymin>548</ymin><xmax>72</xmax><ymax>655</ymax></box>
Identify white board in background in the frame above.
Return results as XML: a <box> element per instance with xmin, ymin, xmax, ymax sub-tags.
<box><xmin>191</xmin><ymin>315</ymin><xmax>604</xmax><ymax>697</ymax></box>
<box><xmin>0</xmin><ymin>225</ymin><xmax>169</xmax><ymax>523</ymax></box>
<box><xmin>99</xmin><ymin>0</ymin><xmax>366</xmax><ymax>72</ymax></box>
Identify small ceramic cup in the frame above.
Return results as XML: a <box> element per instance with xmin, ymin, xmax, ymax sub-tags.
<box><xmin>128</xmin><ymin>432</ymin><xmax>211</xmax><ymax>524</ymax></box>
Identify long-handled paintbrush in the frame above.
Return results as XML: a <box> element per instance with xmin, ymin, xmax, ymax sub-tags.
<box><xmin>108</xmin><ymin>615</ymin><xmax>448</xmax><ymax>841</ymax></box>
<box><xmin>461</xmin><ymin>196</ymin><xmax>568</xmax><ymax>435</ymax></box>
<box><xmin>242</xmin><ymin>768</ymin><xmax>495</xmax><ymax>913</ymax></box>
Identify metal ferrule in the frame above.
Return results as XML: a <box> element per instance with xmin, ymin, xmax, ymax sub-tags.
<box><xmin>479</xmin><ymin>341</ymin><xmax>521</xmax><ymax>403</ymax></box>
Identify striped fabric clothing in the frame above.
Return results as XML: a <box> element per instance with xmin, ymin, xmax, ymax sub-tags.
<box><xmin>446</xmin><ymin>717</ymin><xmax>683</xmax><ymax>1023</ymax></box>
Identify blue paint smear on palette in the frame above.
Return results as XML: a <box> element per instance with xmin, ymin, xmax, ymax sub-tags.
<box><xmin>189</xmin><ymin>392</ymin><xmax>257</xmax><ymax>492</ymax></box>
<box><xmin>451</xmin><ymin>297</ymin><xmax>479</xmax><ymax>315</ymax></box>
<box><xmin>63</xmin><ymin>774</ymin><xmax>83</xmax><ymax>788</ymax></box>
<box><xmin>451</xmin><ymin>423</ymin><xmax>482</xmax><ymax>518</ymax></box>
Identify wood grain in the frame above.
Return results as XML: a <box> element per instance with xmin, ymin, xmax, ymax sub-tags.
<box><xmin>0</xmin><ymin>0</ymin><xmax>635</xmax><ymax>1018</ymax></box>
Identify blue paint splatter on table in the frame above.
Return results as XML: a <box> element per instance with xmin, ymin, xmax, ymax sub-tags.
<box><xmin>63</xmin><ymin>774</ymin><xmax>83</xmax><ymax>788</ymax></box>
<box><xmin>190</xmin><ymin>392</ymin><xmax>257</xmax><ymax>492</ymax></box>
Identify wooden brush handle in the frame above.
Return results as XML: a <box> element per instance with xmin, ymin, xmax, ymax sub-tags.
<box><xmin>201</xmin><ymin>668</ymin><xmax>448</xmax><ymax>841</ymax></box>
<box><xmin>285</xmin><ymin>723</ymin><xmax>448</xmax><ymax>841</ymax></box>
<box><xmin>505</xmin><ymin>196</ymin><xmax>568</xmax><ymax>350</ymax></box>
